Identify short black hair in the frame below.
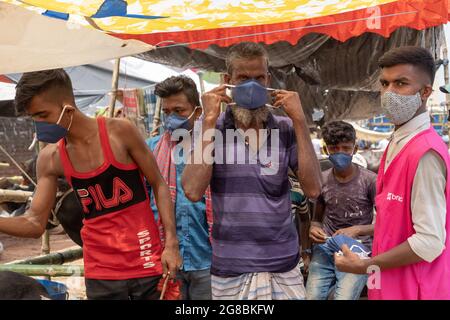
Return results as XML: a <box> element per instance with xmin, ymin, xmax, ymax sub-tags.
<box><xmin>378</xmin><ymin>46</ymin><xmax>436</xmax><ymax>84</ymax></box>
<box><xmin>155</xmin><ymin>75</ymin><xmax>200</xmax><ymax>107</ymax></box>
<box><xmin>226</xmin><ymin>42</ymin><xmax>269</xmax><ymax>74</ymax></box>
<box><xmin>15</xmin><ymin>69</ymin><xmax>73</xmax><ymax>115</ymax></box>
<box><xmin>322</xmin><ymin>121</ymin><xmax>356</xmax><ymax>145</ymax></box>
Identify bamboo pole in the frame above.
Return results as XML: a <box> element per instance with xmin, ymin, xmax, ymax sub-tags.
<box><xmin>220</xmin><ymin>73</ymin><xmax>227</xmax><ymax>112</ymax></box>
<box><xmin>41</xmin><ymin>231</ymin><xmax>50</xmax><ymax>255</ymax></box>
<box><xmin>5</xmin><ymin>248</ymin><xmax>83</xmax><ymax>266</ymax></box>
<box><xmin>198</xmin><ymin>71</ymin><xmax>206</xmax><ymax>96</ymax></box>
<box><xmin>0</xmin><ymin>264</ymin><xmax>84</xmax><ymax>277</ymax></box>
<box><xmin>0</xmin><ymin>177</ymin><xmax>23</xmax><ymax>186</ymax></box>
<box><xmin>108</xmin><ymin>58</ymin><xmax>121</xmax><ymax>118</ymax></box>
<box><xmin>0</xmin><ymin>189</ymin><xmax>33</xmax><ymax>203</ymax></box>
<box><xmin>32</xmin><ymin>141</ymin><xmax>51</xmax><ymax>259</ymax></box>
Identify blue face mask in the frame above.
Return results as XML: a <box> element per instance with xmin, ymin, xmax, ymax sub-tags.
<box><xmin>329</xmin><ymin>153</ymin><xmax>353</xmax><ymax>171</ymax></box>
<box><xmin>162</xmin><ymin>107</ymin><xmax>199</xmax><ymax>133</ymax></box>
<box><xmin>34</xmin><ymin>105</ymin><xmax>73</xmax><ymax>144</ymax></box>
<box><xmin>230</xmin><ymin>79</ymin><xmax>268</xmax><ymax>110</ymax></box>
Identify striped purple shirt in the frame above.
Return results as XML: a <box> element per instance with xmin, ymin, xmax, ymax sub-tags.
<box><xmin>210</xmin><ymin>108</ymin><xmax>300</xmax><ymax>277</ymax></box>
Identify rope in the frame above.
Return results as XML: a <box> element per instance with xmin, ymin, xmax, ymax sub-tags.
<box><xmin>48</xmin><ymin>188</ymin><xmax>74</xmax><ymax>226</ymax></box>
<box><xmin>155</xmin><ymin>10</ymin><xmax>419</xmax><ymax>49</ymax></box>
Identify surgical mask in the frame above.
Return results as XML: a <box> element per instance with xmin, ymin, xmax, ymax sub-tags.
<box><xmin>226</xmin><ymin>79</ymin><xmax>271</xmax><ymax>109</ymax></box>
<box><xmin>329</xmin><ymin>153</ymin><xmax>353</xmax><ymax>171</ymax></box>
<box><xmin>34</xmin><ymin>105</ymin><xmax>73</xmax><ymax>143</ymax></box>
<box><xmin>381</xmin><ymin>91</ymin><xmax>422</xmax><ymax>126</ymax></box>
<box><xmin>162</xmin><ymin>107</ymin><xmax>199</xmax><ymax>133</ymax></box>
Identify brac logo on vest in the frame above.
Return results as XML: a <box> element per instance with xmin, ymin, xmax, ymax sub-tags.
<box><xmin>386</xmin><ymin>192</ymin><xmax>403</xmax><ymax>203</ymax></box>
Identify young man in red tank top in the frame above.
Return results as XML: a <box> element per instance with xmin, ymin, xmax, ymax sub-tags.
<box><xmin>0</xmin><ymin>69</ymin><xmax>181</xmax><ymax>300</ymax></box>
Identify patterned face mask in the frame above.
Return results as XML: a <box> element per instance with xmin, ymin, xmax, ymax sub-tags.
<box><xmin>381</xmin><ymin>91</ymin><xmax>422</xmax><ymax>126</ymax></box>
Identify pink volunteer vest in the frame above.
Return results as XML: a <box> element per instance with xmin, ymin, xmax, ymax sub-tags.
<box><xmin>369</xmin><ymin>128</ymin><xmax>450</xmax><ymax>300</ymax></box>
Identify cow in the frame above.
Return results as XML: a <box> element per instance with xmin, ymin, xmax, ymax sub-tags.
<box><xmin>0</xmin><ymin>271</ymin><xmax>50</xmax><ymax>300</ymax></box>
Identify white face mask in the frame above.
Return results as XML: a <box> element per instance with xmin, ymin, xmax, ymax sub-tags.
<box><xmin>380</xmin><ymin>91</ymin><xmax>422</xmax><ymax>126</ymax></box>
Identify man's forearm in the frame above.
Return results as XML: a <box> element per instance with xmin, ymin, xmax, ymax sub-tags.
<box><xmin>153</xmin><ymin>184</ymin><xmax>178</xmax><ymax>246</ymax></box>
<box><xmin>182</xmin><ymin>119</ymin><xmax>215</xmax><ymax>202</ymax></box>
<box><xmin>357</xmin><ymin>224</ymin><xmax>375</xmax><ymax>237</ymax></box>
<box><xmin>362</xmin><ymin>241</ymin><xmax>423</xmax><ymax>273</ymax></box>
<box><xmin>292</xmin><ymin>117</ymin><xmax>322</xmax><ymax>199</ymax></box>
<box><xmin>0</xmin><ymin>215</ymin><xmax>45</xmax><ymax>239</ymax></box>
<box><xmin>312</xmin><ymin>201</ymin><xmax>325</xmax><ymax>224</ymax></box>
<box><xmin>299</xmin><ymin>214</ymin><xmax>311</xmax><ymax>250</ymax></box>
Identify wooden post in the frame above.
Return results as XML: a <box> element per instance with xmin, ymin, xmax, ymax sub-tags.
<box><xmin>108</xmin><ymin>58</ymin><xmax>121</xmax><ymax>118</ymax></box>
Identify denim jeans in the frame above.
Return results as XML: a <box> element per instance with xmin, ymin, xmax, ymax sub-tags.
<box><xmin>306</xmin><ymin>244</ymin><xmax>368</xmax><ymax>300</ymax></box>
<box><xmin>177</xmin><ymin>269</ymin><xmax>212</xmax><ymax>300</ymax></box>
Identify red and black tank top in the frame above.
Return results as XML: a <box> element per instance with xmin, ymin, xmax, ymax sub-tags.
<box><xmin>58</xmin><ymin>117</ymin><xmax>162</xmax><ymax>280</ymax></box>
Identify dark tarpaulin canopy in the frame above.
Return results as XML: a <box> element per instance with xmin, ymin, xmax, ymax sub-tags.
<box><xmin>1</xmin><ymin>63</ymin><xmax>154</xmax><ymax>117</ymax></box>
<box><xmin>135</xmin><ymin>26</ymin><xmax>444</xmax><ymax>122</ymax></box>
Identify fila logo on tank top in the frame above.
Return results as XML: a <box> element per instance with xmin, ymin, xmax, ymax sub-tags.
<box><xmin>73</xmin><ymin>166</ymin><xmax>146</xmax><ymax>220</ymax></box>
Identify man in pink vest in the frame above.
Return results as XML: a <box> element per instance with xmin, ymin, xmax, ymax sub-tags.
<box><xmin>335</xmin><ymin>46</ymin><xmax>450</xmax><ymax>300</ymax></box>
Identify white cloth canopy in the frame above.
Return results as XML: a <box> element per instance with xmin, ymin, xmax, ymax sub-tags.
<box><xmin>0</xmin><ymin>2</ymin><xmax>152</xmax><ymax>74</ymax></box>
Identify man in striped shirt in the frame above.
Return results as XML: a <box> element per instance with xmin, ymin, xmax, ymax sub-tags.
<box><xmin>182</xmin><ymin>42</ymin><xmax>322</xmax><ymax>300</ymax></box>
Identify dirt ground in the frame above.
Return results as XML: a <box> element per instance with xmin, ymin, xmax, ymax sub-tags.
<box><xmin>0</xmin><ymin>228</ymin><xmax>86</xmax><ymax>300</ymax></box>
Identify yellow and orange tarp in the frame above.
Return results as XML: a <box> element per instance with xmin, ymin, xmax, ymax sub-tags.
<box><xmin>2</xmin><ymin>0</ymin><xmax>450</xmax><ymax>49</ymax></box>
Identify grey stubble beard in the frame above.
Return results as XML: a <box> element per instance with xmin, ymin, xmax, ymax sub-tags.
<box><xmin>230</xmin><ymin>105</ymin><xmax>270</xmax><ymax>128</ymax></box>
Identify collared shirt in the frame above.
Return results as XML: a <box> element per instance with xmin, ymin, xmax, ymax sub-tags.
<box><xmin>384</xmin><ymin>112</ymin><xmax>447</xmax><ymax>262</ymax></box>
<box><xmin>147</xmin><ymin>135</ymin><xmax>212</xmax><ymax>272</ymax></box>
<box><xmin>208</xmin><ymin>107</ymin><xmax>300</xmax><ymax>277</ymax></box>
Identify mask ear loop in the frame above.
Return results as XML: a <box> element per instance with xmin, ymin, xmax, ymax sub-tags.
<box><xmin>187</xmin><ymin>106</ymin><xmax>201</xmax><ymax>120</ymax></box>
<box><xmin>56</xmin><ymin>105</ymin><xmax>69</xmax><ymax>124</ymax></box>
<box><xmin>418</xmin><ymin>88</ymin><xmax>426</xmax><ymax>104</ymax></box>
<box><xmin>67</xmin><ymin>113</ymin><xmax>74</xmax><ymax>131</ymax></box>
<box><xmin>186</xmin><ymin>106</ymin><xmax>202</xmax><ymax>134</ymax></box>
<box><xmin>56</xmin><ymin>105</ymin><xmax>74</xmax><ymax>131</ymax></box>
<box><xmin>264</xmin><ymin>87</ymin><xmax>277</xmax><ymax>109</ymax></box>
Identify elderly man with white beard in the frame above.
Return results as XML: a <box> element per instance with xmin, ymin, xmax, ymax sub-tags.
<box><xmin>181</xmin><ymin>42</ymin><xmax>322</xmax><ymax>300</ymax></box>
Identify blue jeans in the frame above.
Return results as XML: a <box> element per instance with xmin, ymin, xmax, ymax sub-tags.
<box><xmin>306</xmin><ymin>245</ymin><xmax>368</xmax><ymax>300</ymax></box>
<box><xmin>177</xmin><ymin>269</ymin><xmax>212</xmax><ymax>300</ymax></box>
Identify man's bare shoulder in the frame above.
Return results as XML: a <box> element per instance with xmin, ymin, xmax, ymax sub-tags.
<box><xmin>36</xmin><ymin>144</ymin><xmax>63</xmax><ymax>176</ymax></box>
<box><xmin>104</xmin><ymin>118</ymin><xmax>141</xmax><ymax>146</ymax></box>
<box><xmin>104</xmin><ymin>117</ymin><xmax>135</xmax><ymax>135</ymax></box>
